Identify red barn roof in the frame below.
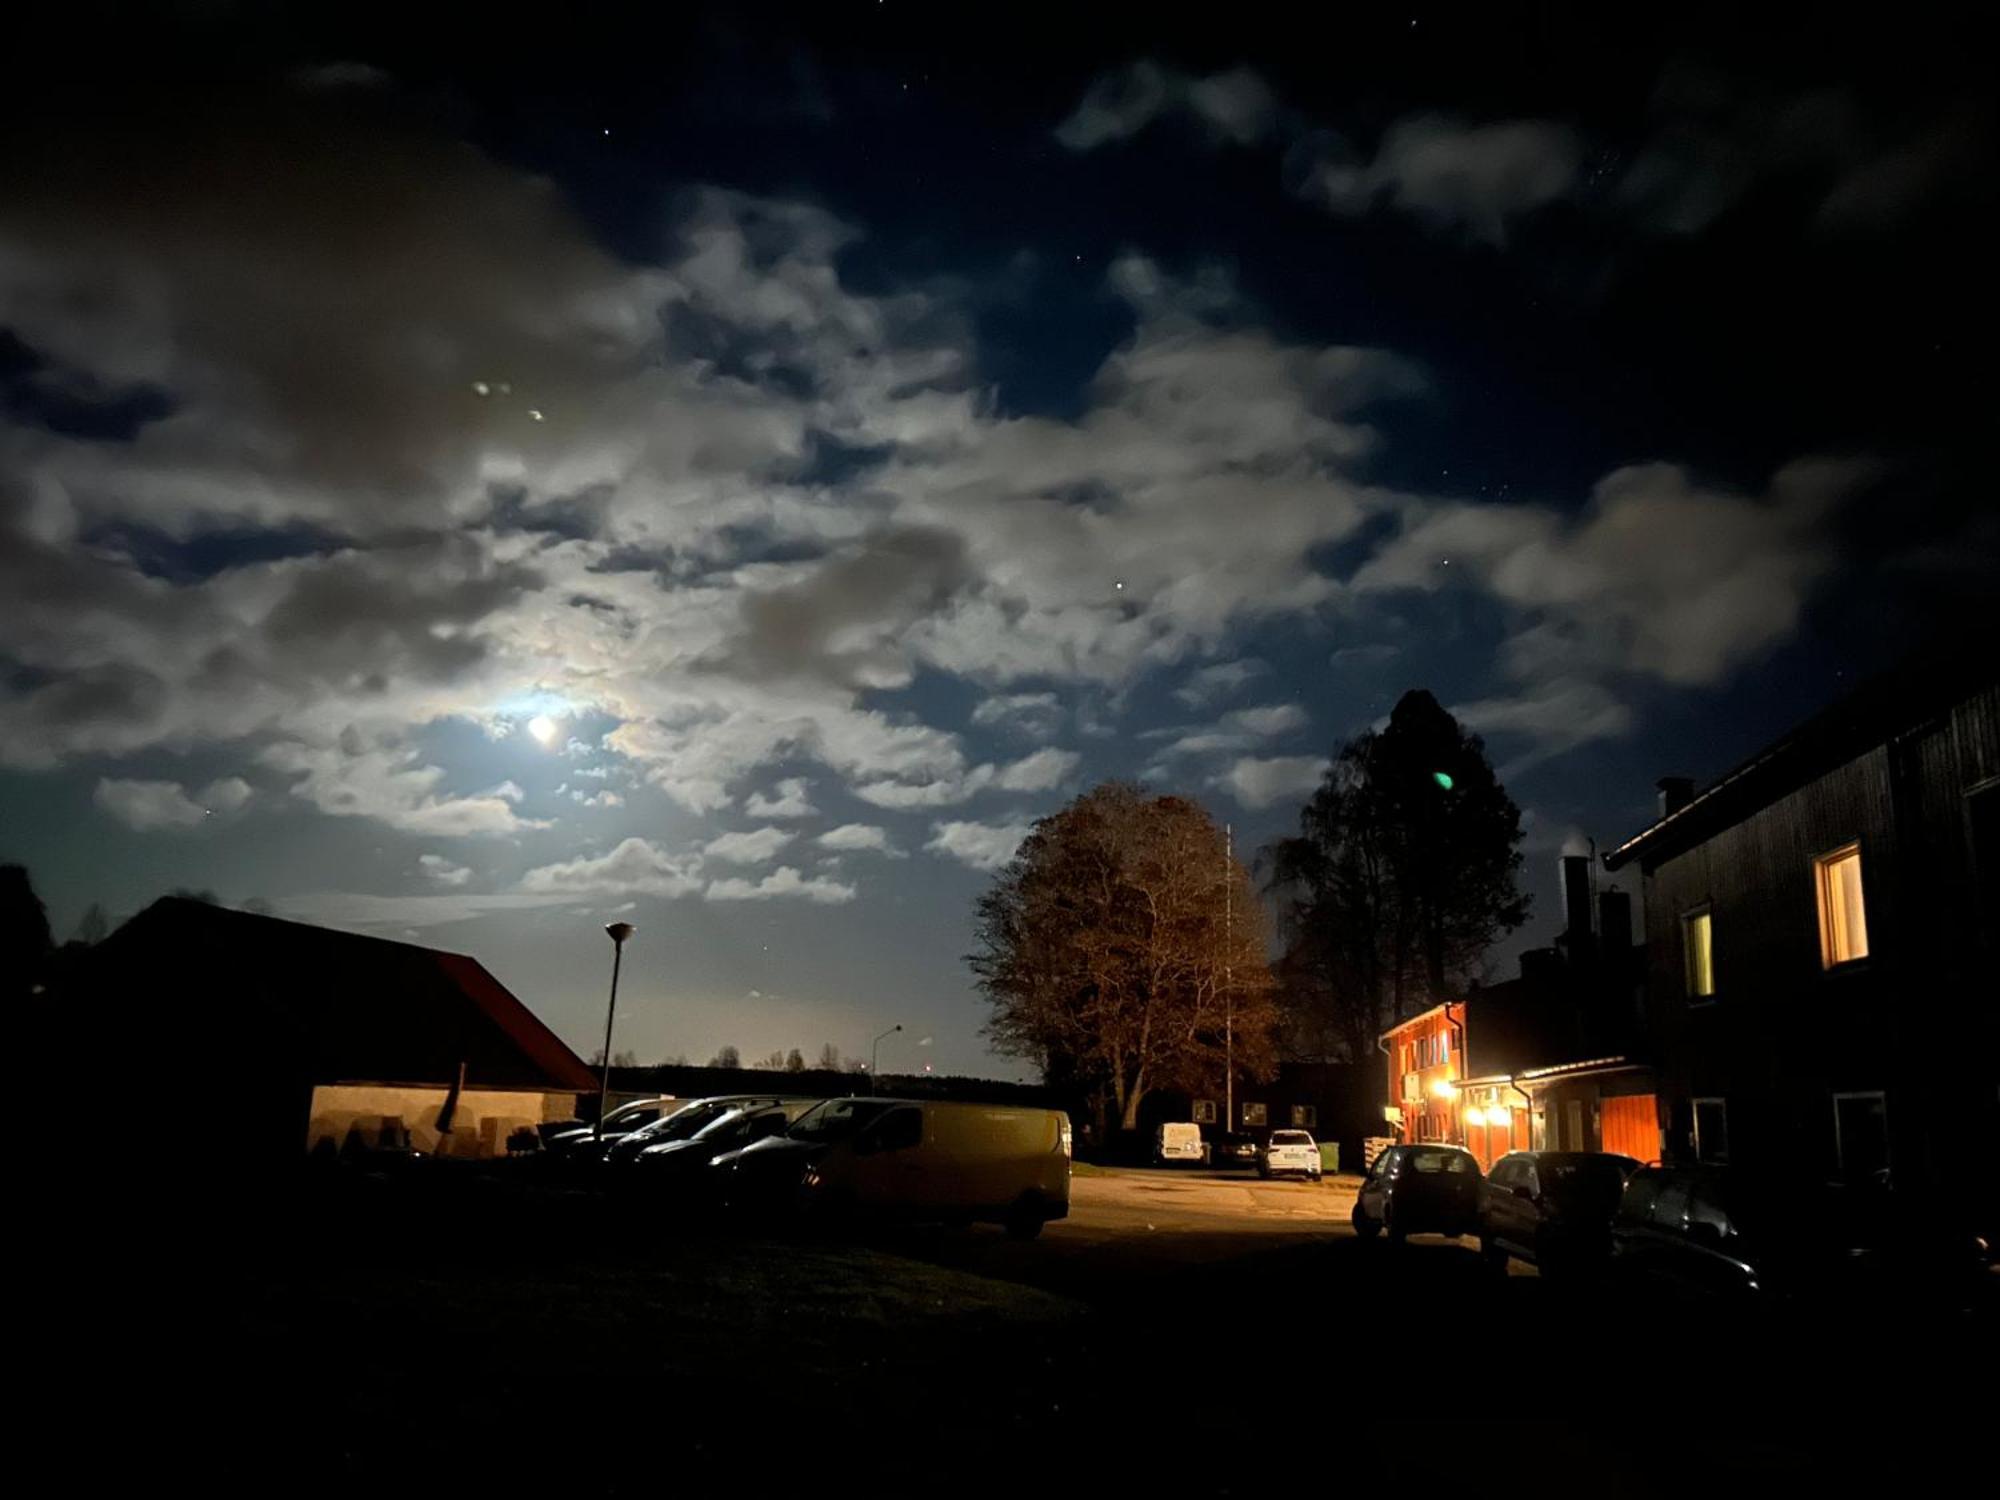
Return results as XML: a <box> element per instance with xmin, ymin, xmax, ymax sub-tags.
<box><xmin>91</xmin><ymin>897</ymin><xmax>595</xmax><ymax>1092</ymax></box>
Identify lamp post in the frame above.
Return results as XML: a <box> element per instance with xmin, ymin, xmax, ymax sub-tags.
<box><xmin>871</xmin><ymin>1023</ymin><xmax>903</xmax><ymax>1084</ymax></box>
<box><xmin>594</xmin><ymin>922</ymin><xmax>635</xmax><ymax>1142</ymax></box>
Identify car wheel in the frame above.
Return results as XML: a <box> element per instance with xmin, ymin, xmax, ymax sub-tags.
<box><xmin>1004</xmin><ymin>1194</ymin><xmax>1046</xmax><ymax>1241</ymax></box>
<box><xmin>1351</xmin><ymin>1203</ymin><xmax>1380</xmax><ymax>1240</ymax></box>
<box><xmin>1385</xmin><ymin>1203</ymin><xmax>1407</xmax><ymax>1245</ymax></box>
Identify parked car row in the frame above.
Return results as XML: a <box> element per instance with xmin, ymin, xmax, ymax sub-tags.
<box><xmin>1354</xmin><ymin>1143</ymin><xmax>1991</xmax><ymax>1311</ymax></box>
<box><xmin>547</xmin><ymin>1093</ymin><xmax>1073</xmax><ymax>1239</ymax></box>
<box><xmin>1150</xmin><ymin>1121</ymin><xmax>1325</xmax><ymax>1179</ymax></box>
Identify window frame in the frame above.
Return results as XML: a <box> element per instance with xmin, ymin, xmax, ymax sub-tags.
<box><xmin>1682</xmin><ymin>904</ymin><xmax>1716</xmax><ymax>1003</ymax></box>
<box><xmin>1692</xmin><ymin>1097</ymin><xmax>1729</xmax><ymax>1163</ymax></box>
<box><xmin>1813</xmin><ymin>840</ymin><xmax>1872</xmax><ymax>971</ymax></box>
<box><xmin>1831</xmin><ymin>1090</ymin><xmax>1890</xmax><ymax>1182</ymax></box>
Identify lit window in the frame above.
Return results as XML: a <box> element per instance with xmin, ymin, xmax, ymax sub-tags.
<box><xmin>1683</xmin><ymin>908</ymin><xmax>1715</xmax><ymax>999</ymax></box>
<box><xmin>1815</xmin><ymin>844</ymin><xmax>1870</xmax><ymax>968</ymax></box>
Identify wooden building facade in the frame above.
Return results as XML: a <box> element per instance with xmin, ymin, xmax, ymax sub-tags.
<box><xmin>1605</xmin><ymin>664</ymin><xmax>1998</xmax><ymax>1221</ymax></box>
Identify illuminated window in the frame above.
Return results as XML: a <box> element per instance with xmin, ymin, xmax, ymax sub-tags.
<box><xmin>1683</xmin><ymin>907</ymin><xmax>1715</xmax><ymax>999</ymax></box>
<box><xmin>1815</xmin><ymin>843</ymin><xmax>1870</xmax><ymax>968</ymax></box>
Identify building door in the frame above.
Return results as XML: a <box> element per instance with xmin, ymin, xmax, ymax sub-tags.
<box><xmin>1564</xmin><ymin>1099</ymin><xmax>1583</xmax><ymax>1151</ymax></box>
<box><xmin>1601</xmin><ymin>1094</ymin><xmax>1662</xmax><ymax>1163</ymax></box>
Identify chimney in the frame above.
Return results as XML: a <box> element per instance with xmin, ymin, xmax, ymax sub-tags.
<box><xmin>1656</xmin><ymin>776</ymin><xmax>1696</xmax><ymax>818</ymax></box>
<box><xmin>1559</xmin><ymin>855</ymin><xmax>1594</xmax><ymax>945</ymax></box>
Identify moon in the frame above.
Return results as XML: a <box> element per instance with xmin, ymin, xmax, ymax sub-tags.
<box><xmin>527</xmin><ymin>714</ymin><xmax>558</xmax><ymax>746</ymax></box>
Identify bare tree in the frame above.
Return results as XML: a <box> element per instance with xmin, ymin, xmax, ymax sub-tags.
<box><xmin>971</xmin><ymin>782</ymin><xmax>1277</xmax><ymax>1132</ymax></box>
<box><xmin>816</xmin><ymin>1042</ymin><xmax>842</xmax><ymax>1071</ymax></box>
<box><xmin>710</xmin><ymin>1045</ymin><xmax>741</xmax><ymax>1069</ymax></box>
<box><xmin>785</xmin><ymin>1048</ymin><xmax>806</xmax><ymax>1072</ymax></box>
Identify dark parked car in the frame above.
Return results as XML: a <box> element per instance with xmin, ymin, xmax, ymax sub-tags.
<box><xmin>1212</xmin><ymin>1132</ymin><xmax>1259</xmax><ymax>1168</ymax></box>
<box><xmin>713</xmin><ymin>1096</ymin><xmax>898</xmax><ymax>1216</ymax></box>
<box><xmin>1478</xmin><ymin>1150</ymin><xmax>1640</xmax><ymax>1277</ymax></box>
<box><xmin>1352</xmin><ymin>1143</ymin><xmax>1481</xmax><ymax>1241</ymax></box>
<box><xmin>631</xmin><ymin>1101</ymin><xmax>815</xmax><ymax>1188</ymax></box>
<box><xmin>543</xmin><ymin>1096</ymin><xmax>677</xmax><ymax>1157</ymax></box>
<box><xmin>1612</xmin><ymin>1164</ymin><xmax>1991</xmax><ymax>1312</ymax></box>
<box><xmin>603</xmin><ymin>1095</ymin><xmax>794</xmax><ymax>1165</ymax></box>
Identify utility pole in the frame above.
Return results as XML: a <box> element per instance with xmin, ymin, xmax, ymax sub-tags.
<box><xmin>1225</xmin><ymin>822</ymin><xmax>1234</xmax><ymax>1135</ymax></box>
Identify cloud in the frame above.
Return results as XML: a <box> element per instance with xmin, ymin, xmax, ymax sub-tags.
<box><xmin>94</xmin><ymin>777</ymin><xmax>207</xmax><ymax>831</ymax></box>
<box><xmin>991</xmin><ymin>746</ymin><xmax>1081</xmax><ymax>792</ymax></box>
<box><xmin>1356</xmin><ymin>457</ymin><xmax>1868</xmax><ymax>689</ymax></box>
<box><xmin>1155</xmin><ymin>702</ymin><xmax>1308</xmax><ymax>760</ymax></box>
<box><xmin>260</xmin><ymin>738</ymin><xmax>548</xmax><ymax>837</ymax></box>
<box><xmin>520</xmin><ymin>838</ymin><xmax>705</xmax><ymax>900</ymax></box>
<box><xmin>926</xmin><ymin>819</ymin><xmax>1033</xmax><ymax>871</ymax></box>
<box><xmin>279</xmin><ymin>890</ymin><xmax>573</xmax><ymax>931</ymax></box>
<box><xmin>1217</xmin><ymin>755</ymin><xmax>1328</xmax><ymax>809</ymax></box>
<box><xmin>1172</xmin><ymin>659</ymin><xmax>1267</xmax><ymax>708</ymax></box>
<box><xmin>817</xmin><ymin>823</ymin><xmax>900</xmax><ymax>856</ymax></box>
<box><xmin>970</xmin><ymin>692</ymin><xmax>1064</xmax><ymax>733</ymax></box>
<box><xmin>1056</xmin><ymin>62</ymin><xmax>1277</xmax><ymax>151</ymax></box>
<box><xmin>704</xmin><ymin>866</ymin><xmax>856</xmax><ymax>904</ymax></box>
<box><xmin>743</xmin><ymin>776</ymin><xmax>816</xmax><ymax>818</ymax></box>
<box><xmin>1452</xmin><ymin>680</ymin><xmax>1637</xmax><ymax>771</ymax></box>
<box><xmin>1295</xmin><ymin>115</ymin><xmax>1583</xmax><ymax>244</ymax></box>
<box><xmin>703</xmin><ymin>826</ymin><xmax>796</xmax><ymax>865</ymax></box>
<box><xmin>418</xmin><ymin>853</ymin><xmax>473</xmax><ymax>886</ymax></box>
<box><xmin>852</xmin><ymin>746</ymin><xmax>1081</xmax><ymax>807</ymax></box>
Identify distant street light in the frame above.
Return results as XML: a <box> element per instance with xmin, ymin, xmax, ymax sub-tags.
<box><xmin>871</xmin><ymin>1023</ymin><xmax>903</xmax><ymax>1083</ymax></box>
<box><xmin>594</xmin><ymin>921</ymin><xmax>636</xmax><ymax>1142</ymax></box>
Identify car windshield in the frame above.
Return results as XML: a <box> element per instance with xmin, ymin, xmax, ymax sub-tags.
<box><xmin>787</xmin><ymin>1099</ymin><xmax>894</xmax><ymax>1143</ymax></box>
<box><xmin>1539</xmin><ymin>1155</ymin><xmax>1630</xmax><ymax>1208</ymax></box>
<box><xmin>1270</xmin><ymin>1131</ymin><xmax>1312</xmax><ymax>1146</ymax></box>
<box><xmin>604</xmin><ymin>1102</ymin><xmax>662</xmax><ymax>1130</ymax></box>
<box><xmin>1408</xmin><ymin>1149</ymin><xmax>1473</xmax><ymax>1174</ymax></box>
<box><xmin>690</xmin><ymin>1107</ymin><xmax>756</xmax><ymax>1142</ymax></box>
<box><xmin>641</xmin><ymin>1101</ymin><xmax>734</xmax><ymax>1142</ymax></box>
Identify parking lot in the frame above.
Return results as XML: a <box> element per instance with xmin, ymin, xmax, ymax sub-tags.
<box><xmin>183</xmin><ymin>1159</ymin><xmax>1989</xmax><ymax>1492</ymax></box>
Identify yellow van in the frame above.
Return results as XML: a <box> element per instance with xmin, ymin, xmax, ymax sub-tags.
<box><xmin>718</xmin><ymin>1096</ymin><xmax>1072</xmax><ymax>1238</ymax></box>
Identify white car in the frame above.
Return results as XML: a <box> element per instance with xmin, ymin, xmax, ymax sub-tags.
<box><xmin>1259</xmin><ymin>1129</ymin><xmax>1323</xmax><ymax>1181</ymax></box>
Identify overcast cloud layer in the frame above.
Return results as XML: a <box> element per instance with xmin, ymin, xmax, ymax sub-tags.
<box><xmin>3</xmin><ymin>17</ymin><xmax>1987</xmax><ymax>1073</ymax></box>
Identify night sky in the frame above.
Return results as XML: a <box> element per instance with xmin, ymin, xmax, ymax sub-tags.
<box><xmin>4</xmin><ymin>4</ymin><xmax>1992</xmax><ymax>1076</ymax></box>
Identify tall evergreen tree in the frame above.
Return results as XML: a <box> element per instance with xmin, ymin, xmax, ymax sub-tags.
<box><xmin>1267</xmin><ymin>690</ymin><xmax>1529</xmax><ymax>1061</ymax></box>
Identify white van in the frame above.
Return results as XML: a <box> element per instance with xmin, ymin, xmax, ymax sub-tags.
<box><xmin>720</xmin><ymin>1097</ymin><xmax>1072</xmax><ymax>1238</ymax></box>
<box><xmin>1155</xmin><ymin>1120</ymin><xmax>1205</xmax><ymax>1165</ymax></box>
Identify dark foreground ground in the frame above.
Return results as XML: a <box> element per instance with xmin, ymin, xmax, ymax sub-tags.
<box><xmin>129</xmin><ymin>1162</ymin><xmax>1994</xmax><ymax>1494</ymax></box>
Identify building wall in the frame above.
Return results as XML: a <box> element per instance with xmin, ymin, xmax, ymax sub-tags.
<box><xmin>1637</xmin><ymin>682</ymin><xmax>1999</xmax><ymax>1202</ymax></box>
<box><xmin>307</xmin><ymin>1084</ymin><xmax>579</xmax><ymax>1159</ymax></box>
<box><xmin>1383</xmin><ymin>1009</ymin><xmax>1462</xmax><ymax>1145</ymax></box>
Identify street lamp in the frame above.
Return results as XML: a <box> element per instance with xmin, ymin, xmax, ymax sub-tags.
<box><xmin>871</xmin><ymin>1023</ymin><xmax>903</xmax><ymax>1084</ymax></box>
<box><xmin>594</xmin><ymin>921</ymin><xmax>636</xmax><ymax>1142</ymax></box>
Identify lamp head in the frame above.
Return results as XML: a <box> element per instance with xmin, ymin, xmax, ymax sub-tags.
<box><xmin>605</xmin><ymin>922</ymin><xmax>636</xmax><ymax>945</ymax></box>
